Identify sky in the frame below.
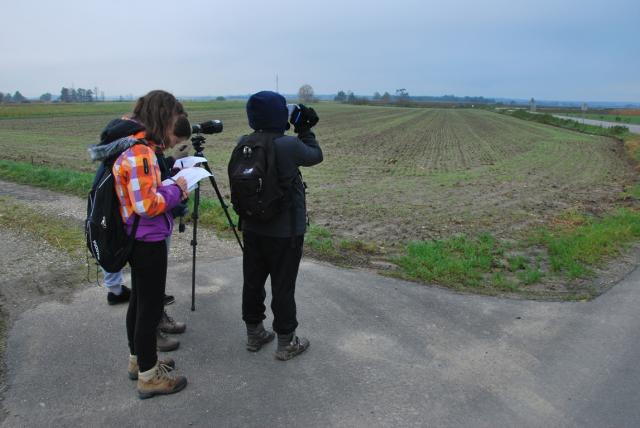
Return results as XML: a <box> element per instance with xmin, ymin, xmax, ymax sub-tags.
<box><xmin>1</xmin><ymin>0</ymin><xmax>639</xmax><ymax>102</ymax></box>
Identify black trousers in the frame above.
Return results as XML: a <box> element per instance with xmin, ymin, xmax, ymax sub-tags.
<box><xmin>127</xmin><ymin>240</ymin><xmax>167</xmax><ymax>372</ymax></box>
<box><xmin>242</xmin><ymin>231</ymin><xmax>304</xmax><ymax>335</ymax></box>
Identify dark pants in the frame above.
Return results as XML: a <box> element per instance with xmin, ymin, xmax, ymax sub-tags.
<box><xmin>127</xmin><ymin>240</ymin><xmax>167</xmax><ymax>372</ymax></box>
<box><xmin>242</xmin><ymin>231</ymin><xmax>304</xmax><ymax>335</ymax></box>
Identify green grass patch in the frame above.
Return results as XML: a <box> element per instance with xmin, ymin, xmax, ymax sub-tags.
<box><xmin>393</xmin><ymin>233</ymin><xmax>503</xmax><ymax>288</ymax></box>
<box><xmin>532</xmin><ymin>208</ymin><xmax>640</xmax><ymax>279</ymax></box>
<box><xmin>621</xmin><ymin>183</ymin><xmax>640</xmax><ymax>200</ymax></box>
<box><xmin>306</xmin><ymin>224</ymin><xmax>339</xmax><ymax>257</ymax></box>
<box><xmin>516</xmin><ymin>268</ymin><xmax>543</xmax><ymax>285</ymax></box>
<box><xmin>0</xmin><ymin>159</ymin><xmax>93</xmax><ymax>196</ymax></box>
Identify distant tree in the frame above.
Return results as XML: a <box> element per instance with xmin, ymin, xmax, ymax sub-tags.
<box><xmin>0</xmin><ymin>92</ymin><xmax>3</xmax><ymax>103</ymax></box>
<box><xmin>373</xmin><ymin>91</ymin><xmax>381</xmax><ymax>100</ymax></box>
<box><xmin>40</xmin><ymin>93</ymin><xmax>52</xmax><ymax>102</ymax></box>
<box><xmin>334</xmin><ymin>90</ymin><xmax>347</xmax><ymax>102</ymax></box>
<box><xmin>346</xmin><ymin>91</ymin><xmax>357</xmax><ymax>104</ymax></box>
<box><xmin>216</xmin><ymin>96</ymin><xmax>226</xmax><ymax>101</ymax></box>
<box><xmin>13</xmin><ymin>91</ymin><xmax>27</xmax><ymax>103</ymax></box>
<box><xmin>60</xmin><ymin>87</ymin><xmax>69</xmax><ymax>102</ymax></box>
<box><xmin>381</xmin><ymin>92</ymin><xmax>391</xmax><ymax>102</ymax></box>
<box><xmin>298</xmin><ymin>84</ymin><xmax>314</xmax><ymax>103</ymax></box>
<box><xmin>395</xmin><ymin>88</ymin><xmax>409</xmax><ymax>100</ymax></box>
<box><xmin>4</xmin><ymin>92</ymin><xmax>12</xmax><ymax>103</ymax></box>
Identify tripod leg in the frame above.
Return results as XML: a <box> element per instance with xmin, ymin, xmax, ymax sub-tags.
<box><xmin>191</xmin><ymin>183</ymin><xmax>200</xmax><ymax>311</ymax></box>
<box><xmin>201</xmin><ymin>161</ymin><xmax>244</xmax><ymax>251</ymax></box>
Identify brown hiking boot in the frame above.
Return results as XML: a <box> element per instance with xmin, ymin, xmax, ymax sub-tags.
<box><xmin>275</xmin><ymin>333</ymin><xmax>310</xmax><ymax>361</ymax></box>
<box><xmin>157</xmin><ymin>329</ymin><xmax>180</xmax><ymax>352</ymax></box>
<box><xmin>137</xmin><ymin>362</ymin><xmax>187</xmax><ymax>399</ymax></box>
<box><xmin>159</xmin><ymin>310</ymin><xmax>186</xmax><ymax>334</ymax></box>
<box><xmin>246</xmin><ymin>322</ymin><xmax>275</xmax><ymax>352</ymax></box>
<box><xmin>128</xmin><ymin>355</ymin><xmax>176</xmax><ymax>380</ymax></box>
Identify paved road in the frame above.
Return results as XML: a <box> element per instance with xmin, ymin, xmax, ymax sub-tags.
<box><xmin>553</xmin><ymin>115</ymin><xmax>640</xmax><ymax>134</ymax></box>
<box><xmin>3</xmin><ymin>256</ymin><xmax>640</xmax><ymax>427</ymax></box>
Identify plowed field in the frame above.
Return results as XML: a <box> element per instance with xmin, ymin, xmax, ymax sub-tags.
<box><xmin>0</xmin><ymin>102</ymin><xmax>635</xmax><ymax>243</ymax></box>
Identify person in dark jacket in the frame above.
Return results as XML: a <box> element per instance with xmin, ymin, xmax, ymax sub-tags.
<box><xmin>237</xmin><ymin>91</ymin><xmax>322</xmax><ymax>360</ymax></box>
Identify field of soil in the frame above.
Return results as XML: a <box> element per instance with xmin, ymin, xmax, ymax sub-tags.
<box><xmin>0</xmin><ymin>102</ymin><xmax>636</xmax><ymax>245</ymax></box>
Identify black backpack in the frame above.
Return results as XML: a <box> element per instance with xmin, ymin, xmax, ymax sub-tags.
<box><xmin>85</xmin><ymin>155</ymin><xmax>140</xmax><ymax>273</ymax></box>
<box><xmin>228</xmin><ymin>132</ymin><xmax>286</xmax><ymax>222</ymax></box>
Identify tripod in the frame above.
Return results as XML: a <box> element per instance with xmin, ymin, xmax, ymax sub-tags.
<box><xmin>189</xmin><ymin>134</ymin><xmax>243</xmax><ymax>311</ymax></box>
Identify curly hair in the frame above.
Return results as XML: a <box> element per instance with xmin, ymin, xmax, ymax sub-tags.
<box><xmin>132</xmin><ymin>90</ymin><xmax>186</xmax><ymax>145</ymax></box>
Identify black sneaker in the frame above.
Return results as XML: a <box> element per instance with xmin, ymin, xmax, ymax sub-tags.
<box><xmin>163</xmin><ymin>294</ymin><xmax>175</xmax><ymax>306</ymax></box>
<box><xmin>107</xmin><ymin>285</ymin><xmax>131</xmax><ymax>306</ymax></box>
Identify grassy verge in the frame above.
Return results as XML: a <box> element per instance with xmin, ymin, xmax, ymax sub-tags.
<box><xmin>0</xmin><ymin>159</ymin><xmax>93</xmax><ymax>196</ymax></box>
<box><xmin>531</xmin><ymin>209</ymin><xmax>640</xmax><ymax>279</ymax></box>
<box><xmin>0</xmin><ymin>159</ymin><xmax>236</xmax><ymax>231</ymax></box>
<box><xmin>0</xmin><ymin>196</ymin><xmax>85</xmax><ymax>257</ymax></box>
<box><xmin>390</xmin><ymin>208</ymin><xmax>640</xmax><ymax>298</ymax></box>
<box><xmin>504</xmin><ymin>109</ymin><xmax>630</xmax><ymax>139</ymax></box>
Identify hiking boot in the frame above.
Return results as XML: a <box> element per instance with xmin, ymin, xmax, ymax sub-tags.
<box><xmin>128</xmin><ymin>355</ymin><xmax>176</xmax><ymax>380</ymax></box>
<box><xmin>275</xmin><ymin>332</ymin><xmax>310</xmax><ymax>361</ymax></box>
<box><xmin>246</xmin><ymin>322</ymin><xmax>275</xmax><ymax>352</ymax></box>
<box><xmin>163</xmin><ymin>294</ymin><xmax>175</xmax><ymax>306</ymax></box>
<box><xmin>137</xmin><ymin>362</ymin><xmax>187</xmax><ymax>399</ymax></box>
<box><xmin>157</xmin><ymin>329</ymin><xmax>180</xmax><ymax>352</ymax></box>
<box><xmin>107</xmin><ymin>285</ymin><xmax>130</xmax><ymax>306</ymax></box>
<box><xmin>159</xmin><ymin>310</ymin><xmax>186</xmax><ymax>334</ymax></box>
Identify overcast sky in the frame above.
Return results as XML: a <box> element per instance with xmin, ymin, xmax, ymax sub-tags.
<box><xmin>1</xmin><ymin>0</ymin><xmax>639</xmax><ymax>102</ymax></box>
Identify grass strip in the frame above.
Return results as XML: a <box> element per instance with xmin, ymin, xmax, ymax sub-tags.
<box><xmin>393</xmin><ymin>233</ymin><xmax>502</xmax><ymax>288</ymax></box>
<box><xmin>393</xmin><ymin>208</ymin><xmax>640</xmax><ymax>294</ymax></box>
<box><xmin>0</xmin><ymin>159</ymin><xmax>237</xmax><ymax>231</ymax></box>
<box><xmin>505</xmin><ymin>109</ymin><xmax>631</xmax><ymax>139</ymax></box>
<box><xmin>0</xmin><ymin>159</ymin><xmax>93</xmax><ymax>196</ymax></box>
<box><xmin>531</xmin><ymin>208</ymin><xmax>640</xmax><ymax>279</ymax></box>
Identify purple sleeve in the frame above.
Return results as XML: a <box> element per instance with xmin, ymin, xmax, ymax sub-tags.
<box><xmin>158</xmin><ymin>184</ymin><xmax>182</xmax><ymax>212</ymax></box>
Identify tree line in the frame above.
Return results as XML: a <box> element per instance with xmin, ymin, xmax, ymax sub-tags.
<box><xmin>0</xmin><ymin>87</ymin><xmax>99</xmax><ymax>103</ymax></box>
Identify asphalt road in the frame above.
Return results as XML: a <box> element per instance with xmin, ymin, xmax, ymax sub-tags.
<box><xmin>3</xmin><ymin>256</ymin><xmax>640</xmax><ymax>427</ymax></box>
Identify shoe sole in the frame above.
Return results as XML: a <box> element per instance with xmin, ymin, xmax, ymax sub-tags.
<box><xmin>138</xmin><ymin>379</ymin><xmax>188</xmax><ymax>400</ymax></box>
<box><xmin>157</xmin><ymin>342</ymin><xmax>180</xmax><ymax>352</ymax></box>
<box><xmin>275</xmin><ymin>343</ymin><xmax>310</xmax><ymax>361</ymax></box>
<box><xmin>159</xmin><ymin>327</ymin><xmax>187</xmax><ymax>334</ymax></box>
<box><xmin>246</xmin><ymin>334</ymin><xmax>275</xmax><ymax>352</ymax></box>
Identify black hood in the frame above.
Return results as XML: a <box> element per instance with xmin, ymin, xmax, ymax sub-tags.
<box><xmin>100</xmin><ymin>117</ymin><xmax>145</xmax><ymax>145</ymax></box>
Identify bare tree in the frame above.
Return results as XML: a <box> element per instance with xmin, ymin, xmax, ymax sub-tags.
<box><xmin>298</xmin><ymin>84</ymin><xmax>314</xmax><ymax>103</ymax></box>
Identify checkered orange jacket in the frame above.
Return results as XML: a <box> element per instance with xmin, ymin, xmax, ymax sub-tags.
<box><xmin>112</xmin><ymin>133</ymin><xmax>169</xmax><ymax>222</ymax></box>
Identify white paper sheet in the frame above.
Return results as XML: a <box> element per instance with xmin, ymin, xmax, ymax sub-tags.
<box><xmin>173</xmin><ymin>156</ymin><xmax>207</xmax><ymax>169</ymax></box>
<box><xmin>162</xmin><ymin>166</ymin><xmax>212</xmax><ymax>191</ymax></box>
